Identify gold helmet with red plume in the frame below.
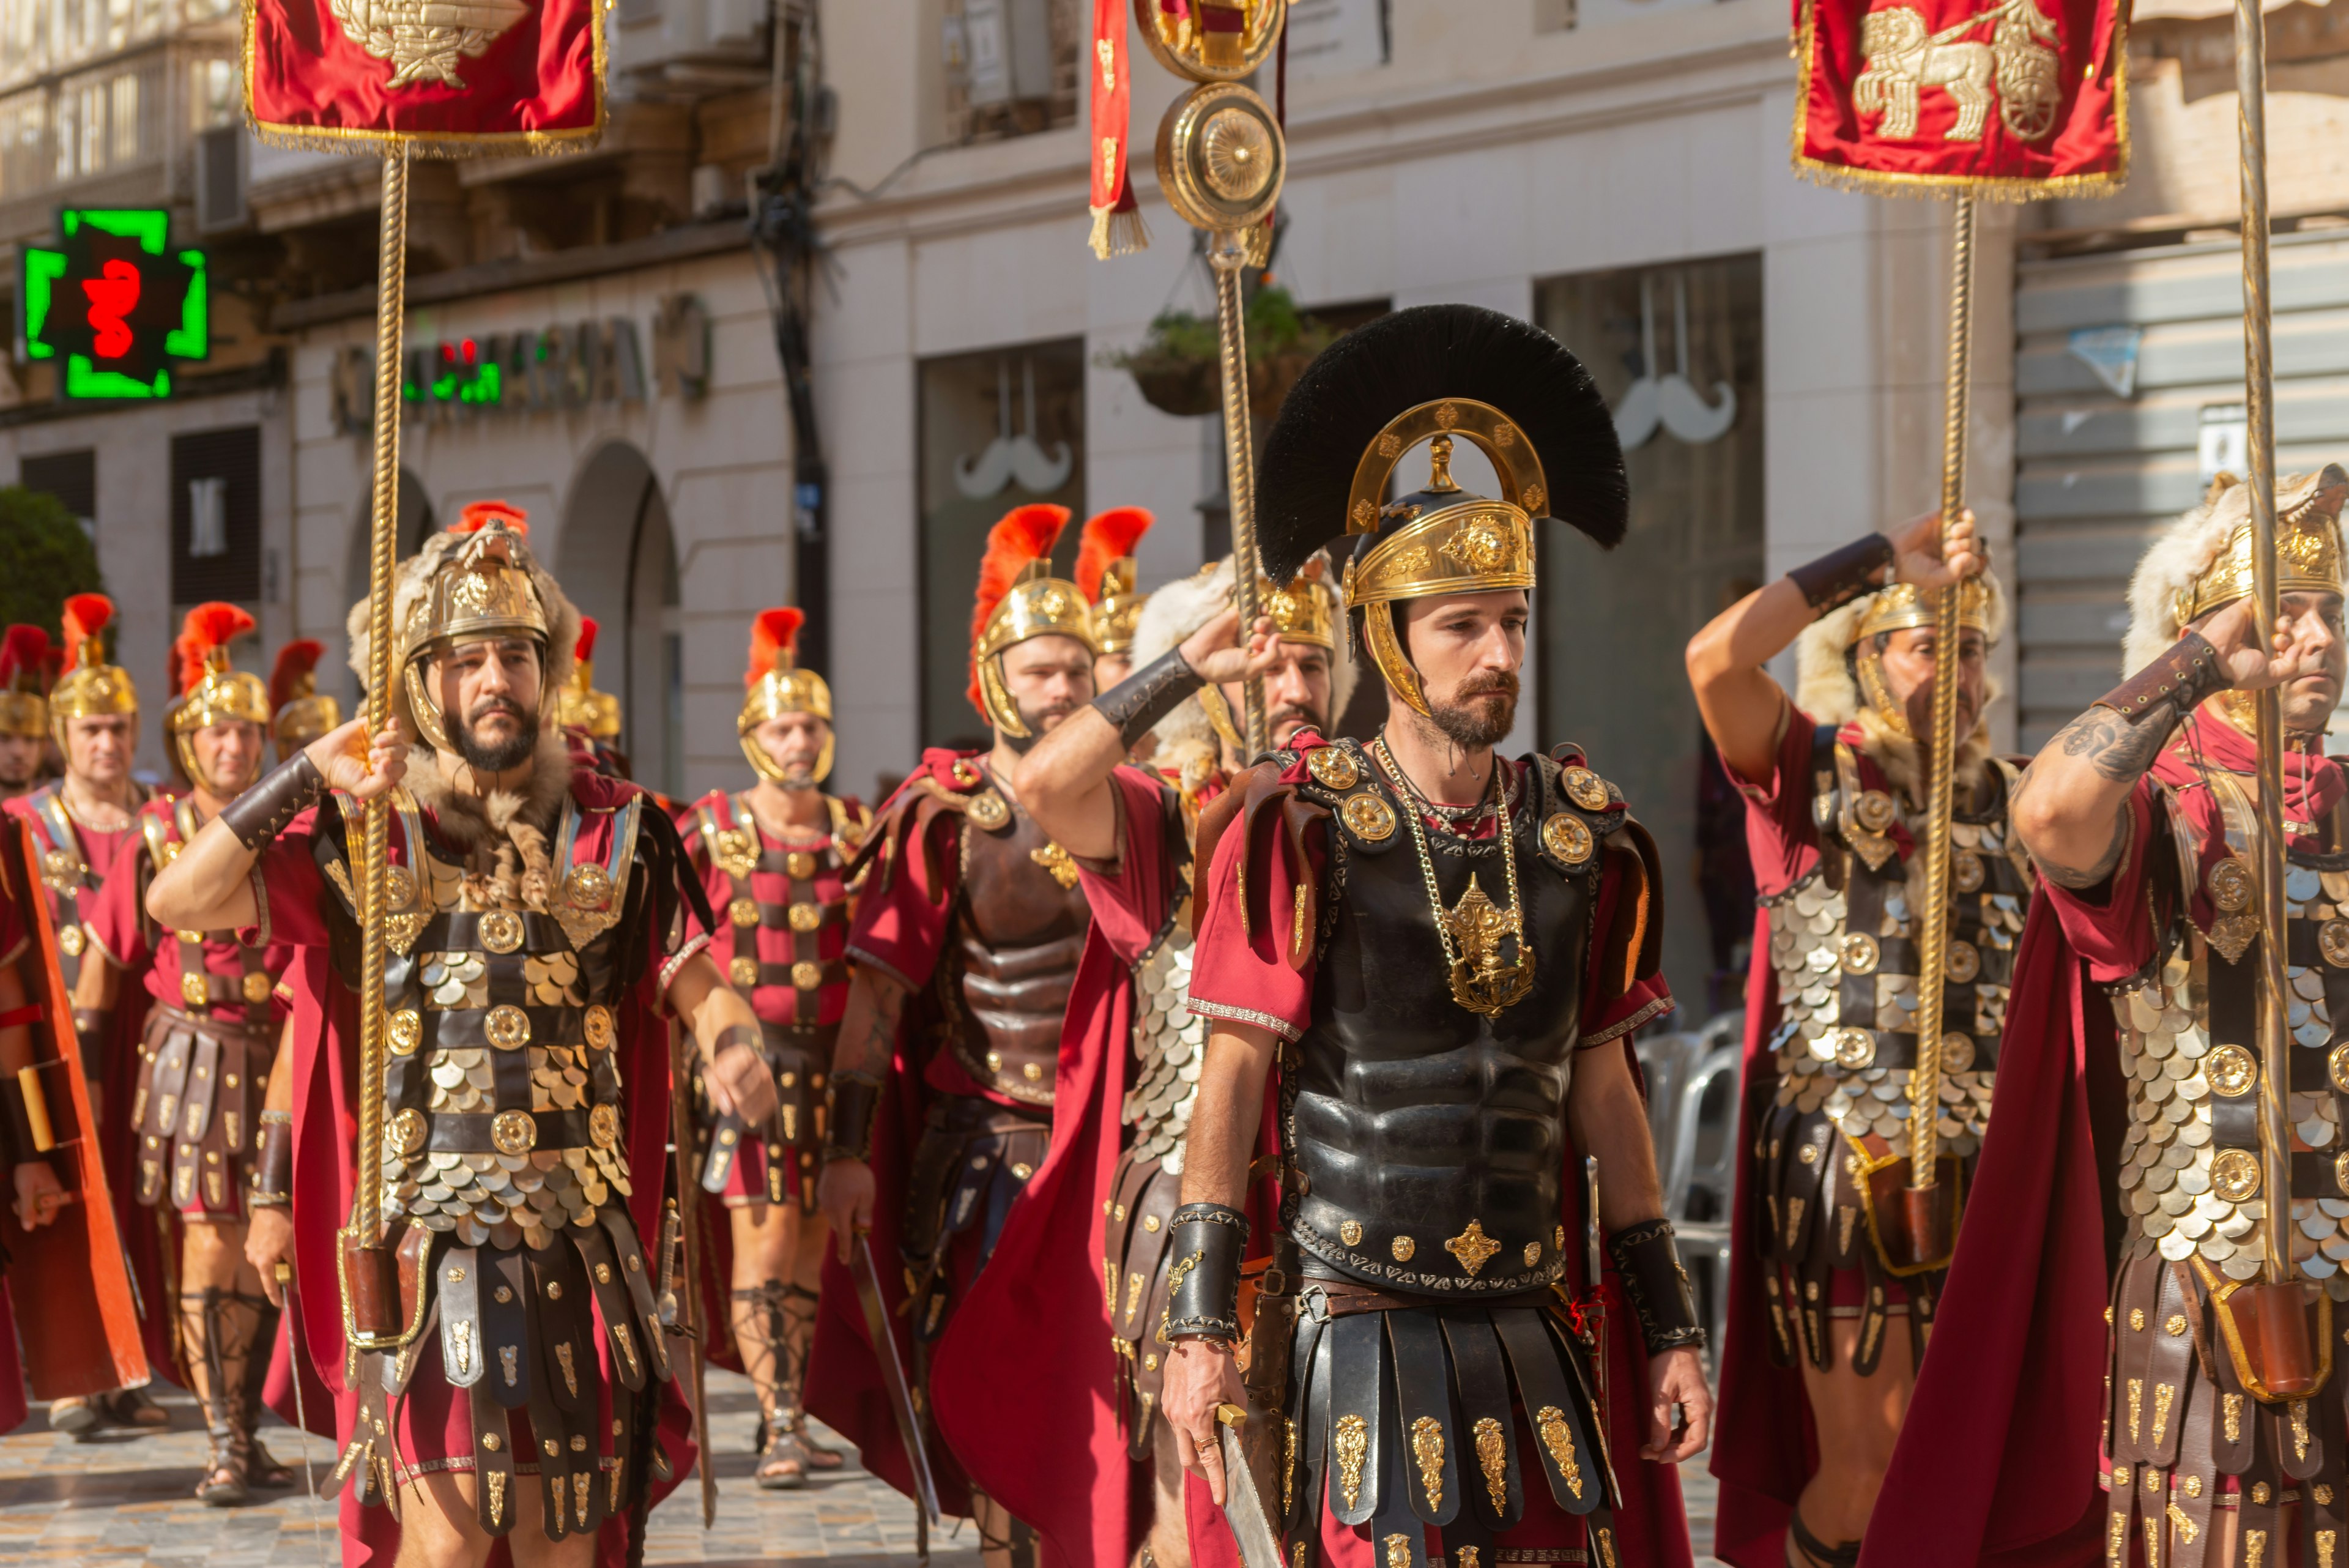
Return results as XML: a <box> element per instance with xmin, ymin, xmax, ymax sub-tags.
<box><xmin>968</xmin><ymin>503</ymin><xmax>1095</xmax><ymax>737</ymax></box>
<box><xmin>269</xmin><ymin>639</ymin><xmax>342</xmax><ymax>760</ymax></box>
<box><xmin>739</xmin><ymin>607</ymin><xmax>833</xmax><ymax>783</ymax></box>
<box><xmin>167</xmin><ymin>602</ymin><xmax>268</xmax><ymax>790</ymax></box>
<box><xmin>351</xmin><ymin>499</ymin><xmax>580</xmax><ymax>756</ymax></box>
<box><xmin>0</xmin><ymin>626</ymin><xmax>50</xmax><ymax>738</ymax></box>
<box><xmin>1076</xmin><ymin>507</ymin><xmax>1154</xmax><ymax>656</ymax></box>
<box><xmin>49</xmin><ymin>593</ymin><xmax>137</xmax><ymax>747</ymax></box>
<box><xmin>550</xmin><ymin>616</ymin><xmax>623</xmax><ymax>741</ymax></box>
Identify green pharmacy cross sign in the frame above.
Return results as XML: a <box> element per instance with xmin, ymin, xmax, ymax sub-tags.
<box><xmin>20</xmin><ymin>209</ymin><xmax>209</xmax><ymax>399</ymax></box>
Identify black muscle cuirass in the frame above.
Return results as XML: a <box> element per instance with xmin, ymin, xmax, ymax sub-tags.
<box><xmin>1283</xmin><ymin>741</ymin><xmax>1619</xmax><ymax>1298</ymax></box>
<box><xmin>939</xmin><ymin>798</ymin><xmax>1089</xmax><ymax>1106</ymax></box>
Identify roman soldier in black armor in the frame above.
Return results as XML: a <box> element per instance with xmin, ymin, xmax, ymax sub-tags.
<box><xmin>809</xmin><ymin>502</ymin><xmax>1126</xmax><ymax>1568</ymax></box>
<box><xmin>1160</xmin><ymin>305</ymin><xmax>1713</xmax><ymax>1568</ymax></box>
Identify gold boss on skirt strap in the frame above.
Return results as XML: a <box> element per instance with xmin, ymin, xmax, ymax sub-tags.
<box><xmin>242</xmin><ymin>972</ymin><xmax>273</xmax><ymax>1004</ymax></box>
<box><xmin>391</xmin><ymin>1107</ymin><xmax>428</xmax><ymax>1157</ymax></box>
<box><xmin>181</xmin><ymin>972</ymin><xmax>210</xmax><ymax>1008</ymax></box>
<box><xmin>588</xmin><ymin>1103</ymin><xmax>619</xmax><ymax>1150</ymax></box>
<box><xmin>730</xmin><ymin>956</ymin><xmax>759</xmax><ymax>988</ymax></box>
<box><xmin>729</xmin><ymin>898</ymin><xmax>759</xmax><ymax>927</ymax></box>
<box><xmin>584</xmin><ymin>1005</ymin><xmax>614</xmax><ymax>1050</ymax></box>
<box><xmin>388</xmin><ymin>1009</ymin><xmax>423</xmax><ymax>1055</ymax></box>
<box><xmin>788</xmin><ymin>902</ymin><xmax>823</xmax><ymax>932</ymax></box>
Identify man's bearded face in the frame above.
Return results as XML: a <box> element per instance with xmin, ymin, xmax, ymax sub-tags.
<box><xmin>435</xmin><ymin>638</ymin><xmax>544</xmax><ymax>773</ymax></box>
<box><xmin>1217</xmin><ymin>640</ymin><xmax>1335</xmax><ymax>753</ymax></box>
<box><xmin>995</xmin><ymin>634</ymin><xmax>1096</xmax><ymax>754</ymax></box>
<box><xmin>1400</xmin><ymin>590</ymin><xmax>1529</xmax><ymax>749</ymax></box>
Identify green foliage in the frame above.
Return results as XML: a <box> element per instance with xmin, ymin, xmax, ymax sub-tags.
<box><xmin>1103</xmin><ymin>284</ymin><xmax>1337</xmax><ymax>372</ymax></box>
<box><xmin>0</xmin><ymin>486</ymin><xmax>105</xmax><ymax>635</ymax></box>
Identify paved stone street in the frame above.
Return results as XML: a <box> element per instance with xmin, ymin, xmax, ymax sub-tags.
<box><xmin>0</xmin><ymin>1372</ymin><xmax>1724</xmax><ymax>1566</ymax></box>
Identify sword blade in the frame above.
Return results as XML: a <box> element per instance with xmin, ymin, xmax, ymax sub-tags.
<box><xmin>851</xmin><ymin>1233</ymin><xmax>943</xmax><ymax>1526</ymax></box>
<box><xmin>1215</xmin><ymin>1405</ymin><xmax>1285</xmax><ymax>1568</ymax></box>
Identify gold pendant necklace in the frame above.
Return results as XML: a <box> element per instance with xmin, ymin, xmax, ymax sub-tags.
<box><xmin>1373</xmin><ymin>738</ymin><xmax>1535</xmax><ymax>1017</ymax></box>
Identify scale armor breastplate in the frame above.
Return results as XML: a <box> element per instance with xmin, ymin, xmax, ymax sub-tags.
<box><xmin>1282</xmin><ymin>742</ymin><xmax>1617</xmax><ymax>1297</ymax></box>
<box><xmin>1765</xmin><ymin>737</ymin><xmax>2028</xmax><ymax>1159</ymax></box>
<box><xmin>1127</xmin><ymin>916</ymin><xmax>1204</xmax><ymax>1170</ymax></box>
<box><xmin>368</xmin><ymin>795</ymin><xmax>643</xmax><ymax>1254</ymax></box>
<box><xmin>940</xmin><ymin>800</ymin><xmax>1090</xmax><ymax>1105</ymax></box>
<box><xmin>2109</xmin><ymin>781</ymin><xmax>2349</xmax><ymax>1295</ymax></box>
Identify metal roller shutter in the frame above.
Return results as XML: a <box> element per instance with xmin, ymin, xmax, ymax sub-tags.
<box><xmin>2013</xmin><ymin>226</ymin><xmax>2349</xmax><ymax>749</ymax></box>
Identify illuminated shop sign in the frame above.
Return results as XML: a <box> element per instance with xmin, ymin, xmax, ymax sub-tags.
<box><xmin>326</xmin><ymin>318</ymin><xmax>648</xmax><ymax>433</ymax></box>
<box><xmin>20</xmin><ymin>209</ymin><xmax>209</xmax><ymax>400</ymax></box>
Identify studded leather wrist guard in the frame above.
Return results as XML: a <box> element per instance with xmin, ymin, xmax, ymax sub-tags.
<box><xmin>1607</xmin><ymin>1218</ymin><xmax>1705</xmax><ymax>1354</ymax></box>
<box><xmin>1787</xmin><ymin>534</ymin><xmax>1895</xmax><ymax>614</ymax></box>
<box><xmin>250</xmin><ymin>1110</ymin><xmax>293</xmax><ymax>1207</ymax></box>
<box><xmin>1091</xmin><ymin>645</ymin><xmax>1204</xmax><ymax>752</ymax></box>
<box><xmin>2093</xmin><ymin>631</ymin><xmax>2227</xmax><ymax>727</ymax></box>
<box><xmin>220</xmin><ymin>751</ymin><xmax>325</xmax><ymax>851</ymax></box>
<box><xmin>1166</xmin><ymin>1202</ymin><xmax>1249</xmax><ymax>1343</ymax></box>
<box><xmin>0</xmin><ymin>1075</ymin><xmax>52</xmax><ymax>1171</ymax></box>
<box><xmin>73</xmin><ymin>1011</ymin><xmax>108</xmax><ymax>1083</ymax></box>
<box><xmin>823</xmin><ymin>1071</ymin><xmax>882</xmax><ymax>1164</ymax></box>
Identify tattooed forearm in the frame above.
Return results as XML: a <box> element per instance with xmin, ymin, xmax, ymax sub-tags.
<box><xmin>2032</xmin><ymin>816</ymin><xmax>2129</xmax><ymax>890</ymax></box>
<box><xmin>2053</xmin><ymin>704</ymin><xmax>2178</xmax><ymax>784</ymax></box>
<box><xmin>829</xmin><ymin>972</ymin><xmax>907</xmax><ymax>1080</ymax></box>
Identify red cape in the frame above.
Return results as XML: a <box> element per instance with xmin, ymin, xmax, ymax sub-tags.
<box><xmin>1854</xmin><ymin>896</ymin><xmax>2116</xmax><ymax>1568</ymax></box>
<box><xmin>270</xmin><ymin>776</ymin><xmax>696</xmax><ymax>1567</ymax></box>
<box><xmin>806</xmin><ymin>749</ymin><xmax>1136</xmax><ymax>1568</ymax></box>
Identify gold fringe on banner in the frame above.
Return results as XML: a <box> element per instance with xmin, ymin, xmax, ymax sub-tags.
<box><xmin>1088</xmin><ymin>203</ymin><xmax>1153</xmax><ymax>260</ymax></box>
<box><xmin>240</xmin><ymin>0</ymin><xmax>608</xmax><ymax>158</ymax></box>
<box><xmin>1786</xmin><ymin>0</ymin><xmax>2131</xmax><ymax>202</ymax></box>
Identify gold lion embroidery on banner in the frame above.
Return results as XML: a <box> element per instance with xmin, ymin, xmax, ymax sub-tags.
<box><xmin>330</xmin><ymin>0</ymin><xmax>533</xmax><ymax>91</ymax></box>
<box><xmin>1853</xmin><ymin>0</ymin><xmax>2061</xmax><ymax>144</ymax></box>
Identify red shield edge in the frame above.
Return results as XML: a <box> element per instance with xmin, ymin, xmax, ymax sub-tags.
<box><xmin>1</xmin><ymin>816</ymin><xmax>149</xmax><ymax>1399</ymax></box>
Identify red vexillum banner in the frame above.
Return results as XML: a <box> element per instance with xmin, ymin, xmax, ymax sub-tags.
<box><xmin>245</xmin><ymin>0</ymin><xmax>604</xmax><ymax>152</ymax></box>
<box><xmin>1792</xmin><ymin>0</ymin><xmax>2127</xmax><ymax>196</ymax></box>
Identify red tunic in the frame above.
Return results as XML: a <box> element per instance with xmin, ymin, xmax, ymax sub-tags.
<box><xmin>1179</xmin><ymin>735</ymin><xmax>1691</xmax><ymax>1568</ymax></box>
<box><xmin>805</xmin><ymin>749</ymin><xmax>1137</xmax><ymax>1568</ymax></box>
<box><xmin>1858</xmin><ymin>712</ymin><xmax>2343</xmax><ymax>1568</ymax></box>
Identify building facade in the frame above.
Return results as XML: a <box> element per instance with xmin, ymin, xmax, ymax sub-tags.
<box><xmin>8</xmin><ymin>0</ymin><xmax>2349</xmax><ymax>1010</ymax></box>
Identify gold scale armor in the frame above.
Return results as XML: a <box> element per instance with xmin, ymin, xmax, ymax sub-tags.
<box><xmin>333</xmin><ymin>786</ymin><xmax>673</xmax><ymax>1542</ymax></box>
<box><xmin>1755</xmin><ymin>731</ymin><xmax>2030</xmax><ymax>1372</ymax></box>
<box><xmin>1103</xmin><ymin>855</ymin><xmax>1207</xmax><ymax>1450</ymax></box>
<box><xmin>2101</xmin><ymin>775</ymin><xmax>2349</xmax><ymax>1561</ymax></box>
<box><xmin>374</xmin><ymin>793</ymin><xmax>637</xmax><ymax>1245</ymax></box>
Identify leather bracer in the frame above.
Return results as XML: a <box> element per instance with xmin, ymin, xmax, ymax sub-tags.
<box><xmin>250</xmin><ymin>1110</ymin><xmax>292</xmax><ymax>1207</ymax></box>
<box><xmin>1165</xmin><ymin>1202</ymin><xmax>1249</xmax><ymax>1343</ymax></box>
<box><xmin>1091</xmin><ymin>646</ymin><xmax>1205</xmax><ymax>751</ymax></box>
<box><xmin>823</xmin><ymin>1071</ymin><xmax>882</xmax><ymax>1164</ymax></box>
<box><xmin>1787</xmin><ymin>534</ymin><xmax>1894</xmax><ymax>613</ymax></box>
<box><xmin>2093</xmin><ymin>631</ymin><xmax>2227</xmax><ymax>726</ymax></box>
<box><xmin>1608</xmin><ymin>1217</ymin><xmax>1706</xmax><ymax>1354</ymax></box>
<box><xmin>220</xmin><ymin>751</ymin><xmax>325</xmax><ymax>850</ymax></box>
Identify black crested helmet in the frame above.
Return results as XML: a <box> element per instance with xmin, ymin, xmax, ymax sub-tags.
<box><xmin>1255</xmin><ymin>303</ymin><xmax>1627</xmax><ymax>715</ymax></box>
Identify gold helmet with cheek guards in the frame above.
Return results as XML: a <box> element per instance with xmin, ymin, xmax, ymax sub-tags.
<box><xmin>49</xmin><ymin>593</ymin><xmax>138</xmax><ymax>750</ymax></box>
<box><xmin>168</xmin><ymin>602</ymin><xmax>269</xmax><ymax>793</ymax></box>
<box><xmin>740</xmin><ymin>606</ymin><xmax>834</xmax><ymax>784</ymax></box>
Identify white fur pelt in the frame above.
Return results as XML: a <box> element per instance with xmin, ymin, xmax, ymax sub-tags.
<box><xmin>1129</xmin><ymin>559</ymin><xmax>1355</xmax><ymax>779</ymax></box>
<box><xmin>345</xmin><ymin>524</ymin><xmax>582</xmax><ymax>754</ymax></box>
<box><xmin>1792</xmin><ymin>567</ymin><xmax>2008</xmax><ymax>800</ymax></box>
<box><xmin>2121</xmin><ymin>470</ymin><xmax>2342</xmax><ymax>678</ymax></box>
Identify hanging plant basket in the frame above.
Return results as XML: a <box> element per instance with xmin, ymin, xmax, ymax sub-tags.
<box><xmin>1102</xmin><ymin>286</ymin><xmax>1337</xmax><ymax>426</ymax></box>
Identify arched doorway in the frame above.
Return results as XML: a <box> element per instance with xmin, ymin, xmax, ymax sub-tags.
<box><xmin>558</xmin><ymin>443</ymin><xmax>681</xmax><ymax>795</ymax></box>
<box><xmin>341</xmin><ymin>469</ymin><xmax>436</xmax><ymax>706</ymax></box>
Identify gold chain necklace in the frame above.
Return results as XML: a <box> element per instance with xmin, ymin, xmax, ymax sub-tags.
<box><xmin>1373</xmin><ymin>738</ymin><xmax>1535</xmax><ymax>1017</ymax></box>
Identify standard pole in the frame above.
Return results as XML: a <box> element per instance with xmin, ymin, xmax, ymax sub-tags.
<box><xmin>2235</xmin><ymin>0</ymin><xmax>2292</xmax><ymax>1285</ymax></box>
<box><xmin>1211</xmin><ymin>230</ymin><xmax>1269</xmax><ymax>757</ymax></box>
<box><xmin>1909</xmin><ymin>191</ymin><xmax>1976</xmax><ymax>1194</ymax></box>
<box><xmin>355</xmin><ymin>147</ymin><xmax>409</xmax><ymax>1251</ymax></box>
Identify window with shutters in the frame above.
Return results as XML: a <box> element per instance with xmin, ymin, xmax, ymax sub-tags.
<box><xmin>170</xmin><ymin>426</ymin><xmax>261</xmax><ymax>603</ymax></box>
